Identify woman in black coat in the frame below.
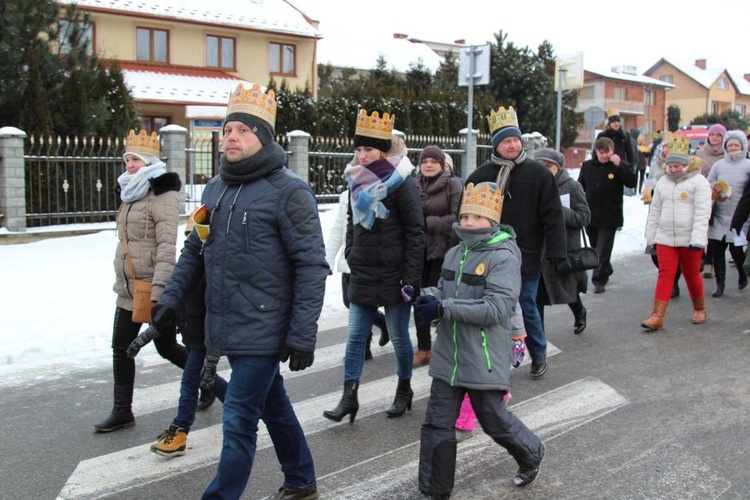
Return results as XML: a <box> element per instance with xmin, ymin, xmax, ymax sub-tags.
<box><xmin>324</xmin><ymin>111</ymin><xmax>425</xmax><ymax>425</ymax></box>
<box><xmin>535</xmin><ymin>149</ymin><xmax>591</xmax><ymax>333</ymax></box>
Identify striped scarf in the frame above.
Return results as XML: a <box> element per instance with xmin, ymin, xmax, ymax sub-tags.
<box><xmin>344</xmin><ymin>156</ymin><xmax>409</xmax><ymax>229</ymax></box>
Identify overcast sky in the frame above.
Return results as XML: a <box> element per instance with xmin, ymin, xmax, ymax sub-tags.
<box><xmin>290</xmin><ymin>0</ymin><xmax>748</xmax><ymax>77</ymax></box>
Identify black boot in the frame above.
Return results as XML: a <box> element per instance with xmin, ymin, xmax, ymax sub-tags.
<box><xmin>386</xmin><ymin>379</ymin><xmax>413</xmax><ymax>418</ymax></box>
<box><xmin>94</xmin><ymin>384</ymin><xmax>135</xmax><ymax>432</ymax></box>
<box><xmin>323</xmin><ymin>381</ymin><xmax>359</xmax><ymax>424</ymax></box>
<box><xmin>197</xmin><ymin>387</ymin><xmax>216</xmax><ymax>411</ymax></box>
<box><xmin>573</xmin><ymin>306</ymin><xmax>587</xmax><ymax>334</ymax></box>
<box><xmin>738</xmin><ymin>266</ymin><xmax>748</xmax><ymax>290</ymax></box>
<box><xmin>713</xmin><ymin>259</ymin><xmax>726</xmax><ymax>297</ymax></box>
<box><xmin>365</xmin><ymin>332</ymin><xmax>373</xmax><ymax>361</ymax></box>
<box><xmin>374</xmin><ymin>311</ymin><xmax>389</xmax><ymax>347</ymax></box>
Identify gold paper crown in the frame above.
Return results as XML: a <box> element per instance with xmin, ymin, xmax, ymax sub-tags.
<box><xmin>355</xmin><ymin>109</ymin><xmax>395</xmax><ymax>140</ymax></box>
<box><xmin>606</xmin><ymin>108</ymin><xmax>620</xmax><ymax>118</ymax></box>
<box><xmin>226</xmin><ymin>83</ymin><xmax>277</xmax><ymax>129</ymax></box>
<box><xmin>125</xmin><ymin>129</ymin><xmax>160</xmax><ymax>157</ymax></box>
<box><xmin>487</xmin><ymin>106</ymin><xmax>518</xmax><ymax>135</ymax></box>
<box><xmin>460</xmin><ymin>182</ymin><xmax>503</xmax><ymax>224</ymax></box>
<box><xmin>667</xmin><ymin>135</ymin><xmax>690</xmax><ymax>157</ymax></box>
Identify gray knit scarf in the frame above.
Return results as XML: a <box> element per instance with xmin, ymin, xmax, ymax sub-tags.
<box><xmin>219</xmin><ymin>142</ymin><xmax>287</xmax><ymax>185</ymax></box>
<box><xmin>490</xmin><ymin>150</ymin><xmax>527</xmax><ymax>195</ymax></box>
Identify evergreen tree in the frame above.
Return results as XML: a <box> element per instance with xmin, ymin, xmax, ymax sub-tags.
<box><xmin>18</xmin><ymin>47</ymin><xmax>53</xmax><ymax>138</ymax></box>
<box><xmin>100</xmin><ymin>62</ymin><xmax>139</xmax><ymax>138</ymax></box>
<box><xmin>56</xmin><ymin>69</ymin><xmax>88</xmax><ymax>136</ymax></box>
<box><xmin>667</xmin><ymin>105</ymin><xmax>681</xmax><ymax>132</ymax></box>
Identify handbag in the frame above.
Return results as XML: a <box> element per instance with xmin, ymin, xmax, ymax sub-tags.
<box><xmin>556</xmin><ymin>229</ymin><xmax>599</xmax><ymax>274</ymax></box>
<box><xmin>120</xmin><ymin>210</ymin><xmax>153</xmax><ymax>323</ymax></box>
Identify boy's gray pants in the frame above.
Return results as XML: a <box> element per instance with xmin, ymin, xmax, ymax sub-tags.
<box><xmin>418</xmin><ymin>378</ymin><xmax>544</xmax><ymax>496</ymax></box>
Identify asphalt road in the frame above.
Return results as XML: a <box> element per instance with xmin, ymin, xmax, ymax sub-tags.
<box><xmin>2</xmin><ymin>251</ymin><xmax>750</xmax><ymax>500</ymax></box>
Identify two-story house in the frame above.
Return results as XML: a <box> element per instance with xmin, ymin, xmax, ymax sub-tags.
<box><xmin>60</xmin><ymin>0</ymin><xmax>319</xmax><ymax>133</ymax></box>
<box><xmin>568</xmin><ymin>65</ymin><xmax>673</xmax><ymax>167</ymax></box>
<box><xmin>644</xmin><ymin>58</ymin><xmax>750</xmax><ymax>127</ymax></box>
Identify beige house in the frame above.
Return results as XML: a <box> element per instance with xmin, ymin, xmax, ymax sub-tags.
<box><xmin>644</xmin><ymin>58</ymin><xmax>750</xmax><ymax>127</ymax></box>
<box><xmin>59</xmin><ymin>0</ymin><xmax>319</xmax><ymax>132</ymax></box>
<box><xmin>566</xmin><ymin>65</ymin><xmax>672</xmax><ymax>168</ymax></box>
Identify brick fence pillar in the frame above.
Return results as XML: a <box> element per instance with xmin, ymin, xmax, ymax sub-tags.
<box><xmin>0</xmin><ymin>126</ymin><xmax>28</xmax><ymax>232</ymax></box>
<box><xmin>159</xmin><ymin>124</ymin><xmax>189</xmax><ymax>214</ymax></box>
<box><xmin>286</xmin><ymin>130</ymin><xmax>311</xmax><ymax>184</ymax></box>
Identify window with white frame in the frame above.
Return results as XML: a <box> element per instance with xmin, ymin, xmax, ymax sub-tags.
<box><xmin>717</xmin><ymin>77</ymin><xmax>729</xmax><ymax>90</ymax></box>
<box><xmin>660</xmin><ymin>75</ymin><xmax>673</xmax><ymax>84</ymax></box>
<box><xmin>614</xmin><ymin>87</ymin><xmax>627</xmax><ymax>101</ymax></box>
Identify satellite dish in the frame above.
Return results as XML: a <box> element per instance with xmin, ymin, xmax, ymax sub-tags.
<box><xmin>584</xmin><ymin>106</ymin><xmax>606</xmax><ymax>130</ymax></box>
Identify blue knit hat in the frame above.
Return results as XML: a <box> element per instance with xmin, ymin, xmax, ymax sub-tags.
<box><xmin>488</xmin><ymin>106</ymin><xmax>522</xmax><ymax>151</ymax></box>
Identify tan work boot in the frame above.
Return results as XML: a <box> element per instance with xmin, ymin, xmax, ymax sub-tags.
<box><xmin>150</xmin><ymin>424</ymin><xmax>188</xmax><ymax>457</ymax></box>
<box><xmin>412</xmin><ymin>349</ymin><xmax>432</xmax><ymax>366</ymax></box>
<box><xmin>640</xmin><ymin>300</ymin><xmax>669</xmax><ymax>331</ymax></box>
<box><xmin>691</xmin><ymin>297</ymin><xmax>707</xmax><ymax>324</ymax></box>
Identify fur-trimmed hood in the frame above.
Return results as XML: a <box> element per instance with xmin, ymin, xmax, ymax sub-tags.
<box><xmin>149</xmin><ymin>171</ymin><xmax>182</xmax><ymax>195</ymax></box>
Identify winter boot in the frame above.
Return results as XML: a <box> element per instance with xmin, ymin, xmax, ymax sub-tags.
<box><xmin>94</xmin><ymin>383</ymin><xmax>135</xmax><ymax>432</ymax></box>
<box><xmin>713</xmin><ymin>259</ymin><xmax>726</xmax><ymax>297</ymax></box>
<box><xmin>738</xmin><ymin>266</ymin><xmax>748</xmax><ymax>290</ymax></box>
<box><xmin>691</xmin><ymin>297</ymin><xmax>707</xmax><ymax>324</ymax></box>
<box><xmin>323</xmin><ymin>380</ymin><xmax>359</xmax><ymax>424</ymax></box>
<box><xmin>150</xmin><ymin>424</ymin><xmax>188</xmax><ymax>457</ymax></box>
<box><xmin>386</xmin><ymin>378</ymin><xmax>413</xmax><ymax>418</ymax></box>
<box><xmin>197</xmin><ymin>387</ymin><xmax>216</xmax><ymax>411</ymax></box>
<box><xmin>373</xmin><ymin>311</ymin><xmax>389</xmax><ymax>347</ymax></box>
<box><xmin>573</xmin><ymin>306</ymin><xmax>587</xmax><ymax>334</ymax></box>
<box><xmin>640</xmin><ymin>300</ymin><xmax>669</xmax><ymax>331</ymax></box>
<box><xmin>514</xmin><ymin>442</ymin><xmax>545</xmax><ymax>487</ymax></box>
<box><xmin>412</xmin><ymin>349</ymin><xmax>432</xmax><ymax>367</ymax></box>
<box><xmin>269</xmin><ymin>486</ymin><xmax>320</xmax><ymax>500</ymax></box>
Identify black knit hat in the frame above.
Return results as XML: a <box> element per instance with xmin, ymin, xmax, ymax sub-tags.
<box><xmin>224</xmin><ymin>112</ymin><xmax>275</xmax><ymax>146</ymax></box>
<box><xmin>419</xmin><ymin>145</ymin><xmax>446</xmax><ymax>169</ymax></box>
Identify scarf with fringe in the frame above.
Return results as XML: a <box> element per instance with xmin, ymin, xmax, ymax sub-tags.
<box><xmin>344</xmin><ymin>156</ymin><xmax>411</xmax><ymax>229</ymax></box>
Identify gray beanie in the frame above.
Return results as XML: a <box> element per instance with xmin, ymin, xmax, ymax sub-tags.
<box><xmin>535</xmin><ymin>148</ymin><xmax>565</xmax><ymax>168</ymax></box>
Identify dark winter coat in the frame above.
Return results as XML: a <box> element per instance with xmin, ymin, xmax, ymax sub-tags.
<box><xmin>159</xmin><ymin>153</ymin><xmax>329</xmax><ymax>356</ymax></box>
<box><xmin>539</xmin><ymin>168</ymin><xmax>590</xmax><ymax>305</ymax></box>
<box><xmin>596</xmin><ymin>126</ymin><xmax>634</xmax><ymax>166</ymax></box>
<box><xmin>578</xmin><ymin>156</ymin><xmax>637</xmax><ymax>228</ymax></box>
<box><xmin>113</xmin><ymin>172</ymin><xmax>181</xmax><ymax>310</ymax></box>
<box><xmin>178</xmin><ymin>275</ymin><xmax>208</xmax><ymax>351</ymax></box>
<box><xmin>417</xmin><ymin>170</ymin><xmax>463</xmax><ymax>261</ymax></box>
<box><xmin>345</xmin><ymin>166</ymin><xmax>425</xmax><ymax>307</ymax></box>
<box><xmin>465</xmin><ymin>158</ymin><xmax>567</xmax><ymax>281</ymax></box>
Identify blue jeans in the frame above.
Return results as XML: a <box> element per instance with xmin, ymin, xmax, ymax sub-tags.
<box><xmin>345</xmin><ymin>302</ymin><xmax>413</xmax><ymax>381</ymax></box>
<box><xmin>173</xmin><ymin>347</ymin><xmax>228</xmax><ymax>432</ymax></box>
<box><xmin>519</xmin><ymin>279</ymin><xmax>547</xmax><ymax>361</ymax></box>
<box><xmin>202</xmin><ymin>355</ymin><xmax>316</xmax><ymax>499</ymax></box>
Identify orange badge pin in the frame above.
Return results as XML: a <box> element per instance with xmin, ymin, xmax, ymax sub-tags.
<box><xmin>681</xmin><ymin>192</ymin><xmax>688</xmax><ymax>200</ymax></box>
<box><xmin>475</xmin><ymin>262</ymin><xmax>487</xmax><ymax>275</ymax></box>
<box><xmin>608</xmin><ymin>173</ymin><xmax>615</xmax><ymax>179</ymax></box>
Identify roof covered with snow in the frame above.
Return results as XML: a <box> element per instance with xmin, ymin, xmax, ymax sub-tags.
<box><xmin>585</xmin><ymin>64</ymin><xmax>674</xmax><ymax>88</ymax></box>
<box><xmin>67</xmin><ymin>0</ymin><xmax>319</xmax><ymax>38</ymax></box>
<box><xmin>317</xmin><ymin>35</ymin><xmax>444</xmax><ymax>73</ymax></box>
<box><xmin>121</xmin><ymin>65</ymin><xmax>251</xmax><ymax>105</ymax></box>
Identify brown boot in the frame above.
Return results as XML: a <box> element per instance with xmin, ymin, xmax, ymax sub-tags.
<box><xmin>691</xmin><ymin>297</ymin><xmax>707</xmax><ymax>324</ymax></box>
<box><xmin>412</xmin><ymin>349</ymin><xmax>432</xmax><ymax>367</ymax></box>
<box><xmin>640</xmin><ymin>300</ymin><xmax>669</xmax><ymax>331</ymax></box>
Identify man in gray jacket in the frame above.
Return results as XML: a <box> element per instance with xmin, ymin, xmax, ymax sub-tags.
<box><xmin>153</xmin><ymin>83</ymin><xmax>329</xmax><ymax>500</ymax></box>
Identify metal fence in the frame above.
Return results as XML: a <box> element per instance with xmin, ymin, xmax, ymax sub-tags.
<box><xmin>24</xmin><ymin>135</ymin><xmax>125</xmax><ymax>227</ymax></box>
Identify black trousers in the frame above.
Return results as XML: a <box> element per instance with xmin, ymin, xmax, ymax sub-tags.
<box><xmin>586</xmin><ymin>226</ymin><xmax>617</xmax><ymax>286</ymax></box>
<box><xmin>111</xmin><ymin>306</ymin><xmax>187</xmax><ymax>406</ymax></box>
<box><xmin>418</xmin><ymin>378</ymin><xmax>543</xmax><ymax>496</ymax></box>
<box><xmin>709</xmin><ymin>237</ymin><xmax>747</xmax><ymax>285</ymax></box>
<box><xmin>415</xmin><ymin>258</ymin><xmax>443</xmax><ymax>351</ymax></box>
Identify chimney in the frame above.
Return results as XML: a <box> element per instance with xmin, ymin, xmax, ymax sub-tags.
<box><xmin>695</xmin><ymin>59</ymin><xmax>707</xmax><ymax>70</ymax></box>
<box><xmin>393</xmin><ymin>33</ymin><xmax>408</xmax><ymax>39</ymax></box>
<box><xmin>454</xmin><ymin>39</ymin><xmax>466</xmax><ymax>45</ymax></box>
<box><xmin>745</xmin><ymin>73</ymin><xmax>750</xmax><ymax>83</ymax></box>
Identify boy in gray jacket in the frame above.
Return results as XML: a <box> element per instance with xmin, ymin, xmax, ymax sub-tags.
<box><xmin>414</xmin><ymin>181</ymin><xmax>545</xmax><ymax>498</ymax></box>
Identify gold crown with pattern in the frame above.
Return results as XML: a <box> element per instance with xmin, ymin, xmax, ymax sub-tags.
<box><xmin>666</xmin><ymin>134</ymin><xmax>690</xmax><ymax>158</ymax></box>
<box><xmin>125</xmin><ymin>129</ymin><xmax>160</xmax><ymax>157</ymax></box>
<box><xmin>606</xmin><ymin>108</ymin><xmax>620</xmax><ymax>118</ymax></box>
<box><xmin>226</xmin><ymin>83</ymin><xmax>277</xmax><ymax>129</ymax></box>
<box><xmin>460</xmin><ymin>182</ymin><xmax>503</xmax><ymax>224</ymax></box>
<box><xmin>487</xmin><ymin>106</ymin><xmax>518</xmax><ymax>136</ymax></box>
<box><xmin>355</xmin><ymin>109</ymin><xmax>395</xmax><ymax>140</ymax></box>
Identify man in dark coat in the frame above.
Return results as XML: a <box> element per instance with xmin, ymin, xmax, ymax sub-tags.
<box><xmin>578</xmin><ymin>136</ymin><xmax>637</xmax><ymax>294</ymax></box>
<box><xmin>464</xmin><ymin>106</ymin><xmax>566</xmax><ymax>379</ymax></box>
<box><xmin>153</xmin><ymin>83</ymin><xmax>329</xmax><ymax>499</ymax></box>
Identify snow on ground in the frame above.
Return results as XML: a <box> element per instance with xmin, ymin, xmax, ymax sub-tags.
<box><xmin>0</xmin><ymin>175</ymin><xmax>649</xmax><ymax>388</ymax></box>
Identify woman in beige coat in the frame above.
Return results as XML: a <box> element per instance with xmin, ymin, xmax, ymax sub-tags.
<box><xmin>95</xmin><ymin>130</ymin><xmax>186</xmax><ymax>432</ymax></box>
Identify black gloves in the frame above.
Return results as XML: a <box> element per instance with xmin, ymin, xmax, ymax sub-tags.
<box><xmin>126</xmin><ymin>325</ymin><xmax>162</xmax><ymax>358</ymax></box>
<box><xmin>150</xmin><ymin>304</ymin><xmax>177</xmax><ymax>333</ymax></box>
<box><xmin>688</xmin><ymin>244</ymin><xmax>704</xmax><ymax>251</ymax></box>
<box><xmin>414</xmin><ymin>295</ymin><xmax>440</xmax><ymax>328</ymax></box>
<box><xmin>200</xmin><ymin>352</ymin><xmax>220</xmax><ymax>391</ymax></box>
<box><xmin>280</xmin><ymin>346</ymin><xmax>315</xmax><ymax>371</ymax></box>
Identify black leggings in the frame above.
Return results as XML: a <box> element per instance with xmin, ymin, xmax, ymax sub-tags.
<box><xmin>112</xmin><ymin>306</ymin><xmax>187</xmax><ymax>387</ymax></box>
<box><xmin>709</xmin><ymin>237</ymin><xmax>746</xmax><ymax>284</ymax></box>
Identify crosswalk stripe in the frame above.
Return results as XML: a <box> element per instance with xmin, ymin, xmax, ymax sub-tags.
<box><xmin>58</xmin><ymin>344</ymin><xmax>561</xmax><ymax>500</ymax></box>
<box><xmin>317</xmin><ymin>377</ymin><xmax>628</xmax><ymax>499</ymax></box>
<box><xmin>132</xmin><ymin>335</ymin><xmax>561</xmax><ymax>417</ymax></box>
